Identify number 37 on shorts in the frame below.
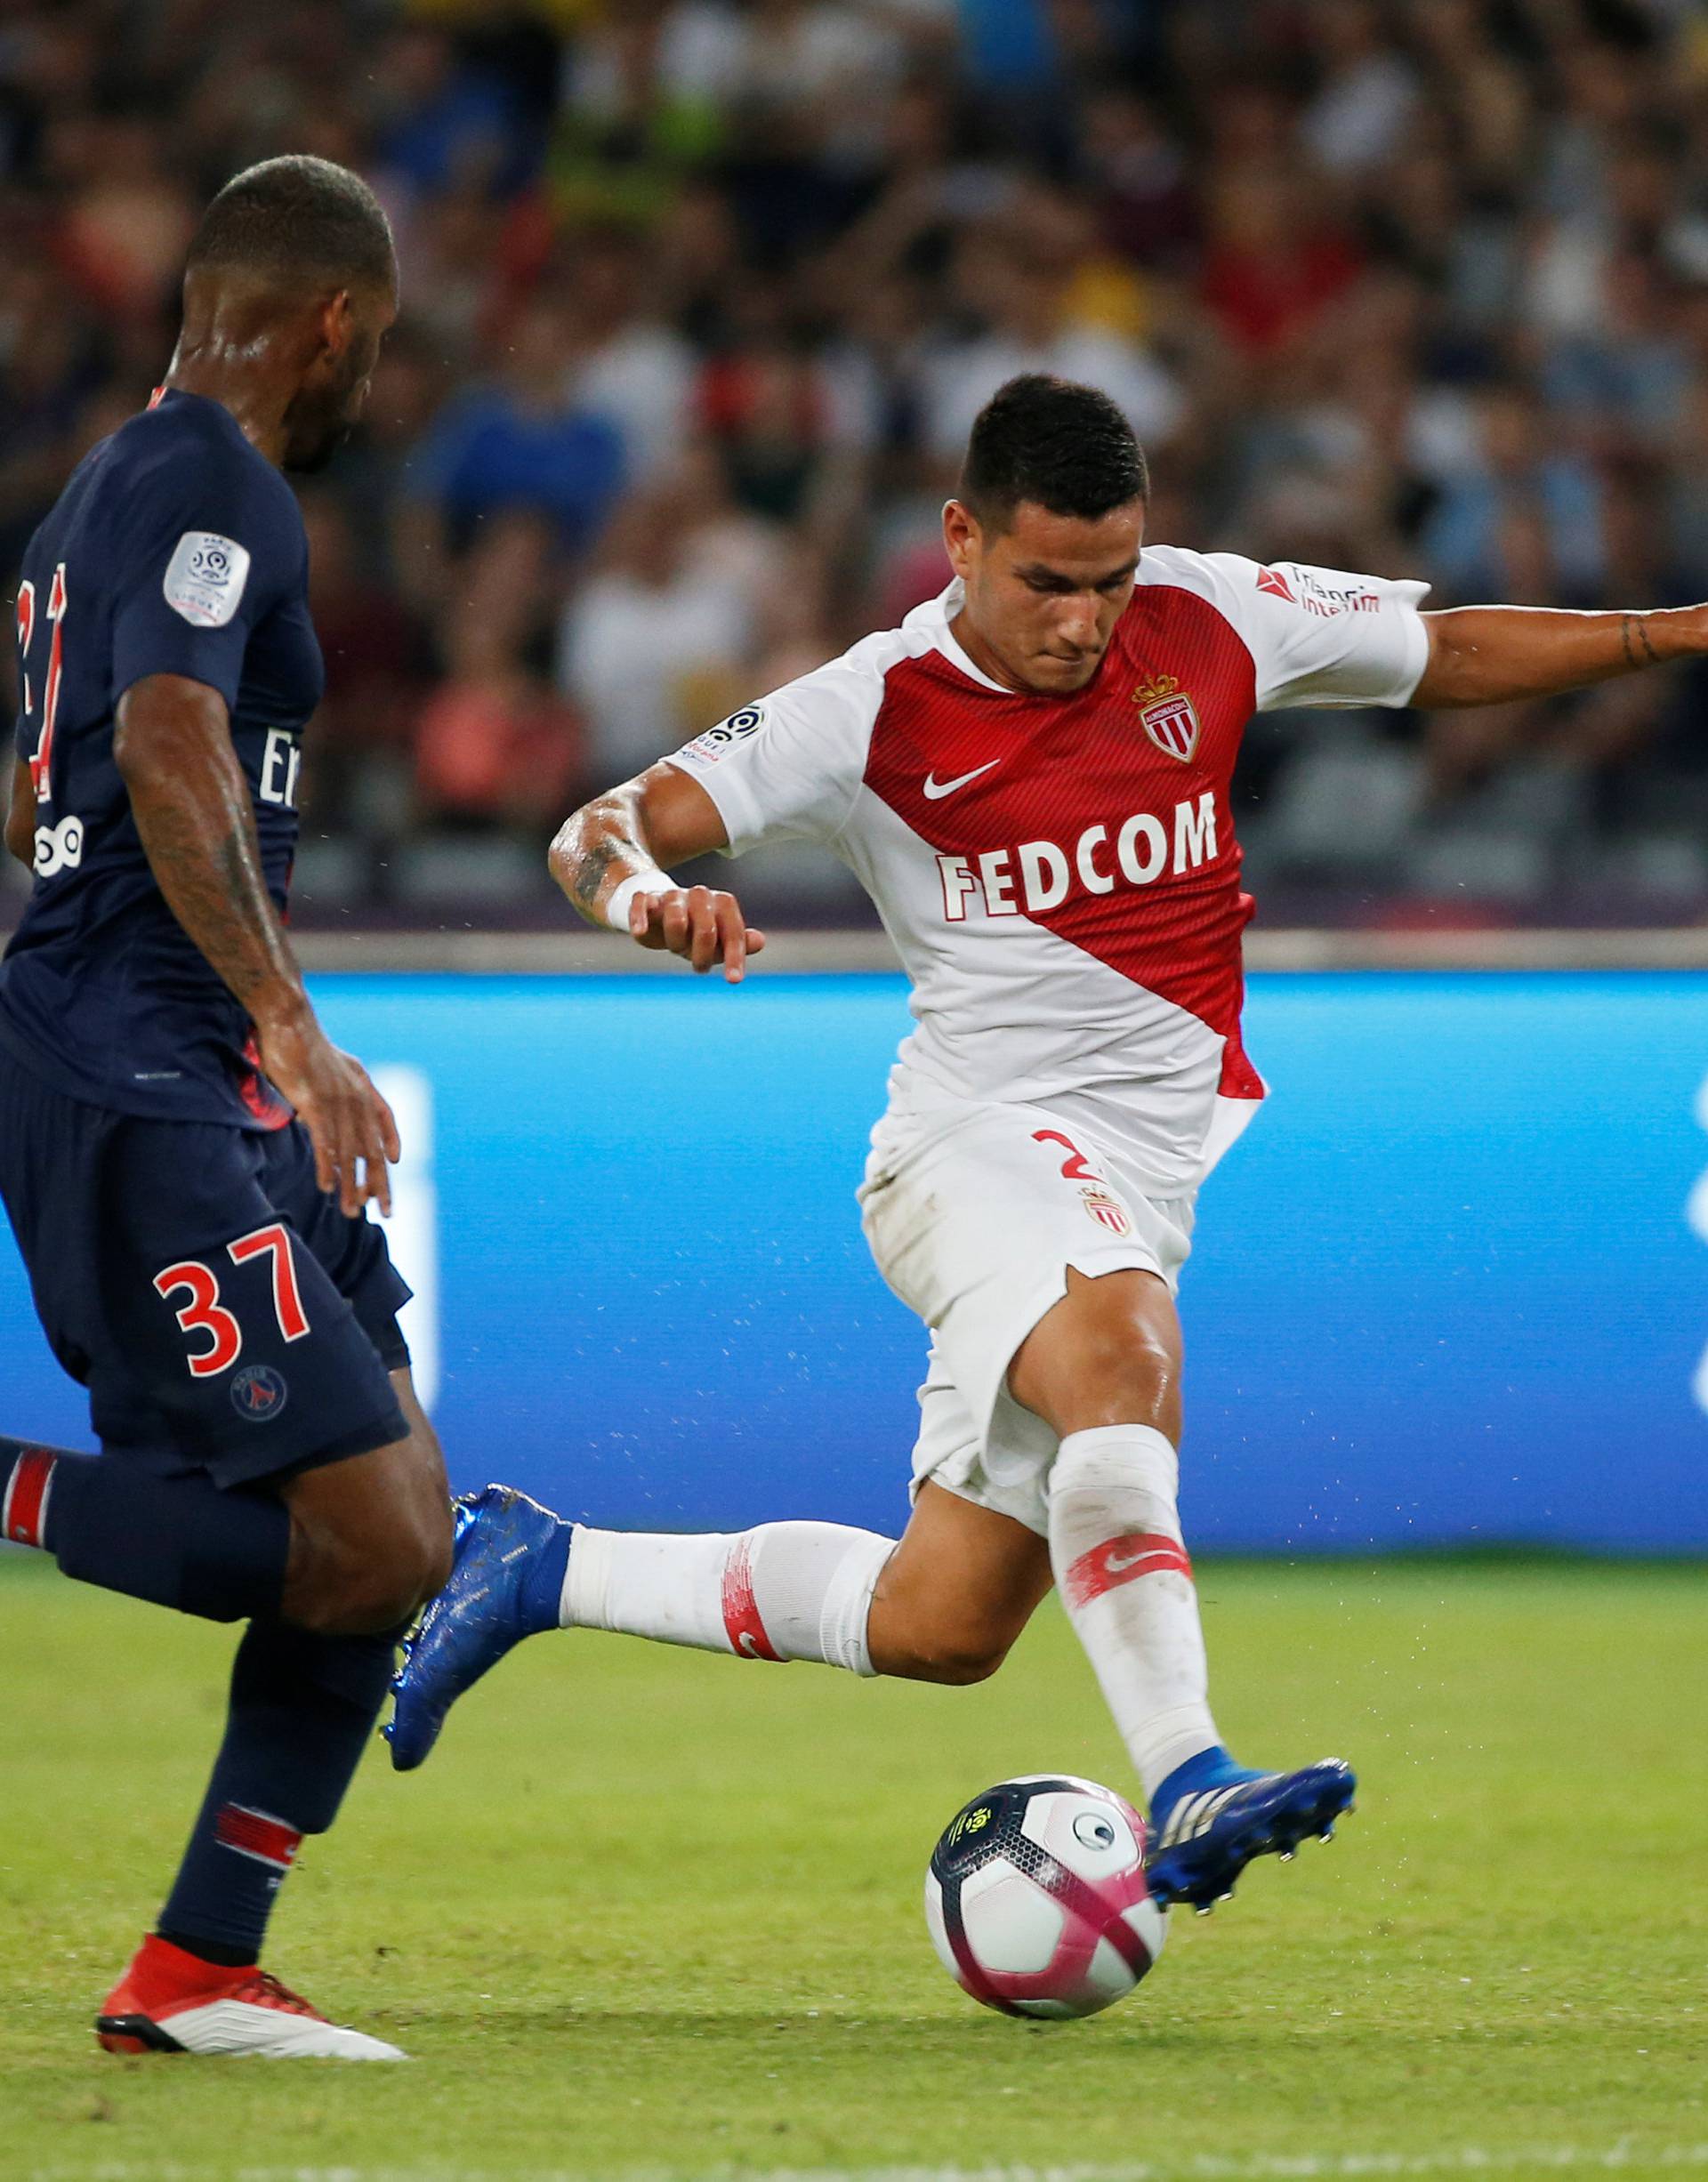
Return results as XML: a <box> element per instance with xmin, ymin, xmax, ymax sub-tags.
<box><xmin>154</xmin><ymin>1222</ymin><xmax>310</xmax><ymax>1380</ymax></box>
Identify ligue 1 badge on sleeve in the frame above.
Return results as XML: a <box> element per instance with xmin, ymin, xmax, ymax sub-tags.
<box><xmin>685</xmin><ymin>703</ymin><xmax>768</xmax><ymax>764</ymax></box>
<box><xmin>1132</xmin><ymin>673</ymin><xmax>1200</xmax><ymax>764</ymax></box>
<box><xmin>163</xmin><ymin>530</ymin><xmax>252</xmax><ymax>628</ymax></box>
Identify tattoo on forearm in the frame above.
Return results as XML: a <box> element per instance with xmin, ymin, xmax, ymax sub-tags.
<box><xmin>1622</xmin><ymin>613</ymin><xmax>1662</xmax><ymax>669</ymax></box>
<box><xmin>135</xmin><ymin>785</ymin><xmax>296</xmax><ymax>1014</ymax></box>
<box><xmin>571</xmin><ymin>833</ymin><xmax>624</xmax><ymax>914</ymax></box>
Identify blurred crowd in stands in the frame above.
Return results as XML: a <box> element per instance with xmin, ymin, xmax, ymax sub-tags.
<box><xmin>5</xmin><ymin>0</ymin><xmax>1708</xmax><ymax>927</ymax></box>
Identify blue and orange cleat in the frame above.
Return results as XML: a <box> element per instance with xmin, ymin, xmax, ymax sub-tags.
<box><xmin>1146</xmin><ymin>1758</ymin><xmax>1357</xmax><ymax>1914</ymax></box>
<box><xmin>385</xmin><ymin>1484</ymin><xmax>568</xmax><ymax>1773</ymax></box>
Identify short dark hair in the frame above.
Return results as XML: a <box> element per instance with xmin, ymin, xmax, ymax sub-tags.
<box><xmin>187</xmin><ymin>156</ymin><xmax>395</xmax><ymax>294</ymax></box>
<box><xmin>959</xmin><ymin>374</ymin><xmax>1148</xmax><ymax>529</ymax></box>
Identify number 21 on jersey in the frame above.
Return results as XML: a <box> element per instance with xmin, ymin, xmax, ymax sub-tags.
<box><xmin>15</xmin><ymin>561</ymin><xmax>82</xmax><ymax>878</ymax></box>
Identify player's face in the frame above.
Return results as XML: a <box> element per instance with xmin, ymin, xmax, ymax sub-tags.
<box><xmin>947</xmin><ymin>499</ymin><xmax>1146</xmax><ymax>695</ymax></box>
<box><xmin>282</xmin><ymin>276</ymin><xmax>399</xmax><ymax>474</ymax></box>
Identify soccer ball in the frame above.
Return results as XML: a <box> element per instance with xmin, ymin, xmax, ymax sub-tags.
<box><xmin>924</xmin><ymin>1775</ymin><xmax>1166</xmax><ymax>2019</ymax></box>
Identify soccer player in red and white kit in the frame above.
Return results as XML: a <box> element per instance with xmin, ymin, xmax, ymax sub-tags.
<box><xmin>391</xmin><ymin>374</ymin><xmax>1696</xmax><ymax>1909</ymax></box>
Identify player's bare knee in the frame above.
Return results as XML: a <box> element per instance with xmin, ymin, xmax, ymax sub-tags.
<box><xmin>288</xmin><ymin>1547</ymin><xmax>415</xmax><ymax>1637</ymax></box>
<box><xmin>904</xmin><ymin>1634</ymin><xmax>1009</xmax><ymax>1686</ymax></box>
<box><xmin>1085</xmin><ymin>1324</ymin><xmax>1177</xmax><ymax>1421</ymax></box>
<box><xmin>882</xmin><ymin>1610</ymin><xmax>1014</xmax><ymax>1686</ymax></box>
<box><xmin>1016</xmin><ymin>1330</ymin><xmax>1176</xmax><ymax>1439</ymax></box>
<box><xmin>286</xmin><ymin>1498</ymin><xmax>450</xmax><ymax>1636</ymax></box>
<box><xmin>1011</xmin><ymin>1271</ymin><xmax>1181</xmax><ymax>1438</ymax></box>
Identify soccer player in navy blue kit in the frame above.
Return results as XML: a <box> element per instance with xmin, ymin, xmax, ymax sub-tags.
<box><xmin>0</xmin><ymin>157</ymin><xmax>452</xmax><ymax>2058</ymax></box>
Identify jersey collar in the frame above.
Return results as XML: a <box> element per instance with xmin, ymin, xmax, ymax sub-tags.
<box><xmin>903</xmin><ymin>580</ymin><xmax>1012</xmax><ymax>694</ymax></box>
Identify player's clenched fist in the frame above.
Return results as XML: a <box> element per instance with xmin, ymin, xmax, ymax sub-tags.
<box><xmin>628</xmin><ymin>883</ymin><xmax>766</xmax><ymax>983</ymax></box>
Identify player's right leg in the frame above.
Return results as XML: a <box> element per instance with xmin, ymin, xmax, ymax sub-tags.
<box><xmin>386</xmin><ymin>1470</ymin><xmax>1051</xmax><ymax>1770</ymax></box>
<box><xmin>0</xmin><ymin>1055</ymin><xmax>448</xmax><ymax>1636</ymax></box>
<box><xmin>96</xmin><ymin>1370</ymin><xmax>448</xmax><ymax>2061</ymax></box>
<box><xmin>0</xmin><ymin>1056</ymin><xmax>452</xmax><ymax>2056</ymax></box>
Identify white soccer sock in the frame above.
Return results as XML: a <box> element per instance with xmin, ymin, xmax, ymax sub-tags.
<box><xmin>561</xmin><ymin>1520</ymin><xmax>894</xmax><ymax>1676</ymax></box>
<box><xmin>1046</xmin><ymin>1424</ymin><xmax>1221</xmax><ymax>1800</ymax></box>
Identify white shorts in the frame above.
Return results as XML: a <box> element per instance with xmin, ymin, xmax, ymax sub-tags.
<box><xmin>858</xmin><ymin>1094</ymin><xmax>1195</xmax><ymax>1541</ymax></box>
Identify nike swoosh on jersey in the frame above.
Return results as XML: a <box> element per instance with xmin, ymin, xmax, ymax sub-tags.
<box><xmin>922</xmin><ymin>761</ymin><xmax>1002</xmax><ymax>799</ymax></box>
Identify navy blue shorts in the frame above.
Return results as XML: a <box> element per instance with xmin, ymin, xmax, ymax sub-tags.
<box><xmin>0</xmin><ymin>1050</ymin><xmax>412</xmax><ymax>1488</ymax></box>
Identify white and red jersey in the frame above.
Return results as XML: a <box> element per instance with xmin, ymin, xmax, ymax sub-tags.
<box><xmin>670</xmin><ymin>546</ymin><xmax>1429</xmax><ymax>1193</ymax></box>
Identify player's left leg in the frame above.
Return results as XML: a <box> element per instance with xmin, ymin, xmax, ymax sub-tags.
<box><xmin>0</xmin><ymin>1421</ymin><xmax>447</xmax><ymax>1631</ymax></box>
<box><xmin>0</xmin><ymin>1431</ymin><xmax>292</xmax><ymax>1620</ymax></box>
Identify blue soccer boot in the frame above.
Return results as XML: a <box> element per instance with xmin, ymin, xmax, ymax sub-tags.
<box><xmin>385</xmin><ymin>1484</ymin><xmax>569</xmax><ymax>1772</ymax></box>
<box><xmin>1146</xmin><ymin>1751</ymin><xmax>1357</xmax><ymax>1913</ymax></box>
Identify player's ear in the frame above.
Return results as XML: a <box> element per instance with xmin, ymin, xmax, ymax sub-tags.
<box><xmin>943</xmin><ymin>499</ymin><xmax>980</xmax><ymax>581</ymax></box>
<box><xmin>315</xmin><ymin>289</ymin><xmax>357</xmax><ymax>361</ymax></box>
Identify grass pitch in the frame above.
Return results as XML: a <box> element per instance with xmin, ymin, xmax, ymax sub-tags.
<box><xmin>1</xmin><ymin>1556</ymin><xmax>1704</xmax><ymax>2182</ymax></box>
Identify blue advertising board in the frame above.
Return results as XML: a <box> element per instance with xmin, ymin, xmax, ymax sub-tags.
<box><xmin>3</xmin><ymin>970</ymin><xmax>1704</xmax><ymax>1551</ymax></box>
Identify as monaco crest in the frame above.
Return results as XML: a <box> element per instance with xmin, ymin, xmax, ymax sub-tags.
<box><xmin>1080</xmin><ymin>1187</ymin><xmax>1132</xmax><ymax>1237</ymax></box>
<box><xmin>1132</xmin><ymin>673</ymin><xmax>1201</xmax><ymax>764</ymax></box>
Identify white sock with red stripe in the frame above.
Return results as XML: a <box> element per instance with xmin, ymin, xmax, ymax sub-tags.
<box><xmin>1046</xmin><ymin>1424</ymin><xmax>1221</xmax><ymax>1800</ymax></box>
<box><xmin>560</xmin><ymin>1521</ymin><xmax>894</xmax><ymax>1675</ymax></box>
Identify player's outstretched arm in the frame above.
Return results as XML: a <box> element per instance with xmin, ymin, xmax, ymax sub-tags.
<box><xmin>548</xmin><ymin>761</ymin><xmax>766</xmax><ymax>984</ymax></box>
<box><xmin>114</xmin><ymin>672</ymin><xmax>399</xmax><ymax>1215</ymax></box>
<box><xmin>4</xmin><ymin>759</ymin><xmax>34</xmax><ymax>871</ymax></box>
<box><xmin>1413</xmin><ymin>603</ymin><xmax>1708</xmax><ymax>708</ymax></box>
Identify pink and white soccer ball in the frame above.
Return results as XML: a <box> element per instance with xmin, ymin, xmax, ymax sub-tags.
<box><xmin>923</xmin><ymin>1775</ymin><xmax>1166</xmax><ymax>2019</ymax></box>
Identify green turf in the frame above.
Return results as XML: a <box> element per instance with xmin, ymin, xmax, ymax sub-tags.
<box><xmin>2</xmin><ymin>1556</ymin><xmax>1704</xmax><ymax>2182</ymax></box>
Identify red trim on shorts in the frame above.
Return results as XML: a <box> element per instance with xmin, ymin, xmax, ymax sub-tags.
<box><xmin>3</xmin><ymin>1450</ymin><xmax>57</xmax><ymax>1549</ymax></box>
<box><xmin>721</xmin><ymin>1536</ymin><xmax>782</xmax><ymax>1661</ymax></box>
<box><xmin>1063</xmin><ymin>1530</ymin><xmax>1193</xmax><ymax>1611</ymax></box>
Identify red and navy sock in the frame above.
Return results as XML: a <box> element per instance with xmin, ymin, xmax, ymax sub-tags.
<box><xmin>1</xmin><ymin>1439</ymin><xmax>58</xmax><ymax>1550</ymax></box>
<box><xmin>1</xmin><ymin>1436</ymin><xmax>288</xmax><ymax>1622</ymax></box>
<box><xmin>157</xmin><ymin>1617</ymin><xmax>400</xmax><ymax>1963</ymax></box>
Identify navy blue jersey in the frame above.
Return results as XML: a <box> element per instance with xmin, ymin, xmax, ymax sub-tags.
<box><xmin>1</xmin><ymin>390</ymin><xmax>322</xmax><ymax>1130</ymax></box>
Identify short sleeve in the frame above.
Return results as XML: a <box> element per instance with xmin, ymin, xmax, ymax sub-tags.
<box><xmin>1207</xmin><ymin>553</ymin><xmax>1431</xmax><ymax>712</ymax></box>
<box><xmin>665</xmin><ymin>645</ymin><xmax>882</xmax><ymax>856</ymax></box>
<box><xmin>109</xmin><ymin>447</ymin><xmax>302</xmax><ymax>713</ymax></box>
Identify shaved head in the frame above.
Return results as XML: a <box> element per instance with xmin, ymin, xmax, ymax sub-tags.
<box><xmin>187</xmin><ymin>156</ymin><xmax>395</xmax><ymax>299</ymax></box>
<box><xmin>173</xmin><ymin>156</ymin><xmax>399</xmax><ymax>473</ymax></box>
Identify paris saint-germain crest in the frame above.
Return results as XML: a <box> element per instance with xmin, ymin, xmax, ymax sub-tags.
<box><xmin>1132</xmin><ymin>673</ymin><xmax>1201</xmax><ymax>764</ymax></box>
